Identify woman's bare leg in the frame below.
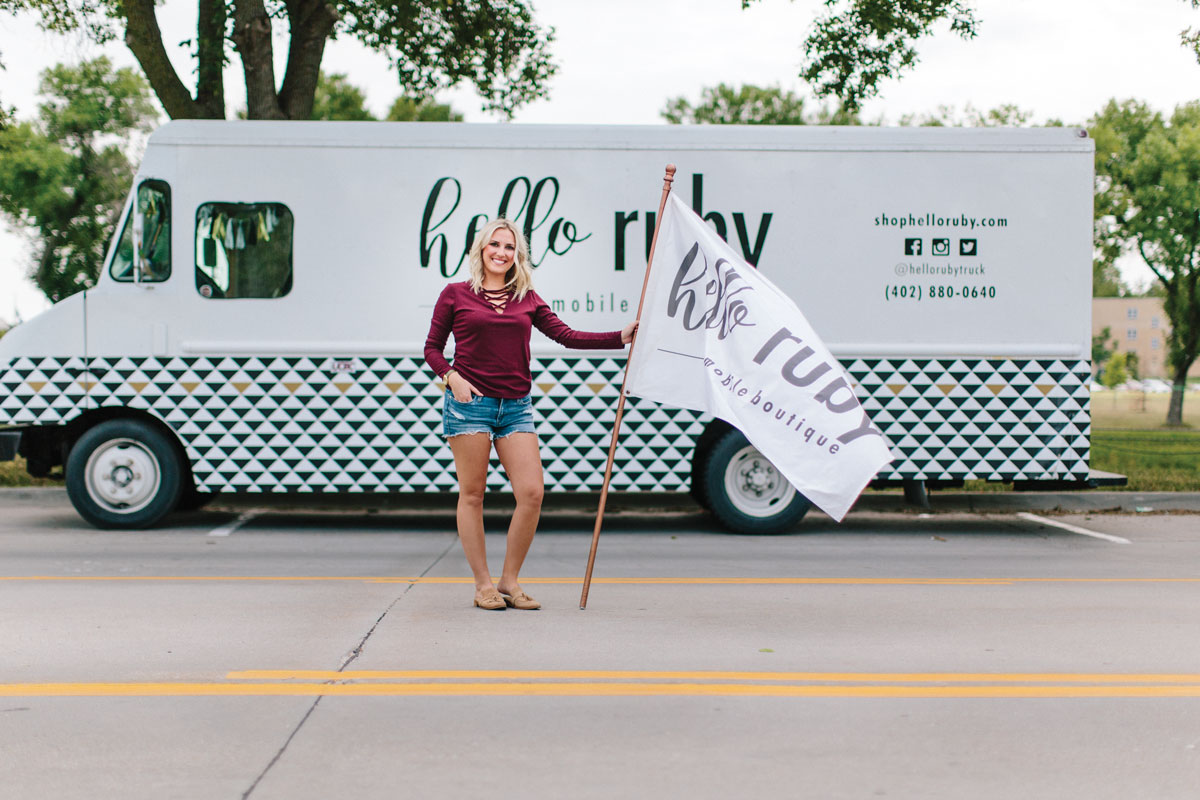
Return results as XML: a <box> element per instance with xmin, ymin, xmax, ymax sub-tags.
<box><xmin>492</xmin><ymin>432</ymin><xmax>544</xmax><ymax>595</ymax></box>
<box><xmin>447</xmin><ymin>433</ymin><xmax>496</xmax><ymax>592</ymax></box>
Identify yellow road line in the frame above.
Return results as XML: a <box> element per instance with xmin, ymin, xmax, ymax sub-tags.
<box><xmin>0</xmin><ymin>576</ymin><xmax>1004</xmax><ymax>584</ymax></box>
<box><xmin>7</xmin><ymin>682</ymin><xmax>1200</xmax><ymax>698</ymax></box>
<box><xmin>226</xmin><ymin>669</ymin><xmax>1200</xmax><ymax>684</ymax></box>
<box><xmin>2</xmin><ymin>576</ymin><xmax>1200</xmax><ymax>585</ymax></box>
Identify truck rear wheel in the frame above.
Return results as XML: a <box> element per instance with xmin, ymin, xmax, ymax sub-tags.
<box><xmin>703</xmin><ymin>430</ymin><xmax>810</xmax><ymax>534</ymax></box>
<box><xmin>66</xmin><ymin>419</ymin><xmax>183</xmax><ymax>529</ymax></box>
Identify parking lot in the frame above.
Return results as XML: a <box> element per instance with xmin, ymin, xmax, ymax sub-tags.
<box><xmin>3</xmin><ymin>489</ymin><xmax>1200</xmax><ymax>799</ymax></box>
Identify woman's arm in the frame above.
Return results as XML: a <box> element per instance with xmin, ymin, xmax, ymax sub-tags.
<box><xmin>423</xmin><ymin>286</ymin><xmax>456</xmax><ymax>378</ymax></box>
<box><xmin>424</xmin><ymin>285</ymin><xmax>482</xmax><ymax>401</ymax></box>
<box><xmin>531</xmin><ymin>295</ymin><xmax>628</xmax><ymax>350</ymax></box>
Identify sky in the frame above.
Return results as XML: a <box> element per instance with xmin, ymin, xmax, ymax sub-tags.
<box><xmin>2</xmin><ymin>0</ymin><xmax>1198</xmax><ymax>325</ymax></box>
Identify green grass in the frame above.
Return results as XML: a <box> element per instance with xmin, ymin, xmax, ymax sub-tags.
<box><xmin>1088</xmin><ymin>390</ymin><xmax>1200</xmax><ymax>491</ymax></box>
<box><xmin>960</xmin><ymin>480</ymin><xmax>1013</xmax><ymax>493</ymax></box>
<box><xmin>1089</xmin><ymin>429</ymin><xmax>1200</xmax><ymax>492</ymax></box>
<box><xmin>1090</xmin><ymin>389</ymin><xmax>1198</xmax><ymax>429</ymax></box>
<box><xmin>0</xmin><ymin>456</ymin><xmax>62</xmax><ymax>488</ymax></box>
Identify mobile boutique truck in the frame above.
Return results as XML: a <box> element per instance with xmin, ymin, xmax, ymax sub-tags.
<box><xmin>0</xmin><ymin>122</ymin><xmax>1102</xmax><ymax>532</ymax></box>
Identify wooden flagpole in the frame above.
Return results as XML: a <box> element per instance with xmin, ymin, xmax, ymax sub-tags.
<box><xmin>580</xmin><ymin>164</ymin><xmax>676</xmax><ymax>610</ymax></box>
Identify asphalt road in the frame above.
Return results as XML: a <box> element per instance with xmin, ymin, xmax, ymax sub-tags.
<box><xmin>2</xmin><ymin>490</ymin><xmax>1200</xmax><ymax>799</ymax></box>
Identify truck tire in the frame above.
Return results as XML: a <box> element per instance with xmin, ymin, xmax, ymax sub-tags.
<box><xmin>703</xmin><ymin>430</ymin><xmax>810</xmax><ymax>534</ymax></box>
<box><xmin>65</xmin><ymin>419</ymin><xmax>183</xmax><ymax>529</ymax></box>
<box><xmin>689</xmin><ymin>445</ymin><xmax>713</xmax><ymax>512</ymax></box>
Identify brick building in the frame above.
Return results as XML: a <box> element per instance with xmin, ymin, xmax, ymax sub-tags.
<box><xmin>1092</xmin><ymin>297</ymin><xmax>1200</xmax><ymax>379</ymax></box>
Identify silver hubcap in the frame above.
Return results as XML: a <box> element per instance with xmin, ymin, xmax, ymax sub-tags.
<box><xmin>722</xmin><ymin>445</ymin><xmax>796</xmax><ymax>518</ymax></box>
<box><xmin>84</xmin><ymin>438</ymin><xmax>162</xmax><ymax>514</ymax></box>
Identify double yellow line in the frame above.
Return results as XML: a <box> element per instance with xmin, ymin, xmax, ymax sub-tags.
<box><xmin>7</xmin><ymin>671</ymin><xmax>1200</xmax><ymax>698</ymax></box>
<box><xmin>4</xmin><ymin>576</ymin><xmax>1200</xmax><ymax>585</ymax></box>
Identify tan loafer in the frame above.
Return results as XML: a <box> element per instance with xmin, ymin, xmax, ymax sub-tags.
<box><xmin>500</xmin><ymin>589</ymin><xmax>541</xmax><ymax>610</ymax></box>
<box><xmin>474</xmin><ymin>588</ymin><xmax>506</xmax><ymax>610</ymax></box>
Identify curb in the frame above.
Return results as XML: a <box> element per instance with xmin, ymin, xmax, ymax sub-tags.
<box><xmin>851</xmin><ymin>491</ymin><xmax>1200</xmax><ymax>515</ymax></box>
<box><xmin>0</xmin><ymin>487</ymin><xmax>69</xmax><ymax>501</ymax></box>
<box><xmin>4</xmin><ymin>487</ymin><xmax>1200</xmax><ymax>515</ymax></box>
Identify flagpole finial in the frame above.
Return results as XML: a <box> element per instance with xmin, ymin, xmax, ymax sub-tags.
<box><xmin>664</xmin><ymin>164</ymin><xmax>676</xmax><ymax>186</ymax></box>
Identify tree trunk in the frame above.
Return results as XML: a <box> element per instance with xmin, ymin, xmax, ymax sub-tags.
<box><xmin>278</xmin><ymin>0</ymin><xmax>341</xmax><ymax>120</ymax></box>
<box><xmin>232</xmin><ymin>0</ymin><xmax>286</xmax><ymax>119</ymax></box>
<box><xmin>195</xmin><ymin>0</ymin><xmax>227</xmax><ymax>118</ymax></box>
<box><xmin>119</xmin><ymin>0</ymin><xmax>207</xmax><ymax>119</ymax></box>
<box><xmin>1167</xmin><ymin>362</ymin><xmax>1189</xmax><ymax>427</ymax></box>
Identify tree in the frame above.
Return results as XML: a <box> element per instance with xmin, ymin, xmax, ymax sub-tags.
<box><xmin>1181</xmin><ymin>0</ymin><xmax>1200</xmax><ymax>60</ymax></box>
<box><xmin>385</xmin><ymin>96</ymin><xmax>463</xmax><ymax>122</ymax></box>
<box><xmin>1091</xmin><ymin>99</ymin><xmax>1200</xmax><ymax>426</ymax></box>
<box><xmin>1140</xmin><ymin>279</ymin><xmax>1168</xmax><ymax>298</ymax></box>
<box><xmin>1102</xmin><ymin>350</ymin><xmax>1128</xmax><ymax>389</ymax></box>
<box><xmin>662</xmin><ymin>84</ymin><xmax>859</xmax><ymax>126</ymax></box>
<box><xmin>306</xmin><ymin>71</ymin><xmax>463</xmax><ymax>121</ymax></box>
<box><xmin>897</xmin><ymin>103</ymin><xmax>1046</xmax><ymax>128</ymax></box>
<box><xmin>1092</xmin><ymin>326</ymin><xmax>1114</xmax><ymax>372</ymax></box>
<box><xmin>0</xmin><ymin>58</ymin><xmax>156</xmax><ymax>303</ymax></box>
<box><xmin>742</xmin><ymin>0</ymin><xmax>980</xmax><ymax>111</ymax></box>
<box><xmin>0</xmin><ymin>80</ymin><xmax>12</xmax><ymax>131</ymax></box>
<box><xmin>1125</xmin><ymin>350</ymin><xmax>1140</xmax><ymax>381</ymax></box>
<box><xmin>0</xmin><ymin>1</ymin><xmax>556</xmax><ymax>120</ymax></box>
<box><xmin>1093</xmin><ymin>259</ymin><xmax>1125</xmax><ymax>297</ymax></box>
<box><xmin>309</xmin><ymin>72</ymin><xmax>374</xmax><ymax>121</ymax></box>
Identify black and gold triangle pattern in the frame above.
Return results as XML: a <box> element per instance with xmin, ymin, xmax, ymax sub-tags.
<box><xmin>0</xmin><ymin>355</ymin><xmax>90</xmax><ymax>424</ymax></box>
<box><xmin>850</xmin><ymin>357</ymin><xmax>1091</xmax><ymax>482</ymax></box>
<box><xmin>0</xmin><ymin>355</ymin><xmax>1090</xmax><ymax>491</ymax></box>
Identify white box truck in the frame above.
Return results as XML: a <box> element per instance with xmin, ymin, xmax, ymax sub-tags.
<box><xmin>0</xmin><ymin>121</ymin><xmax>1103</xmax><ymax>532</ymax></box>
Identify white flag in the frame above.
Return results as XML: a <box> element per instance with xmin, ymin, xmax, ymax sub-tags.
<box><xmin>626</xmin><ymin>193</ymin><xmax>893</xmax><ymax>521</ymax></box>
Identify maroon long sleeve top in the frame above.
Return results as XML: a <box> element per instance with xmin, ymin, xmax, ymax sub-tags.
<box><xmin>424</xmin><ymin>282</ymin><xmax>625</xmax><ymax>399</ymax></box>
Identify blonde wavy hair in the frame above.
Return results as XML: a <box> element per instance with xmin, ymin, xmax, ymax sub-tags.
<box><xmin>467</xmin><ymin>218</ymin><xmax>534</xmax><ymax>301</ymax></box>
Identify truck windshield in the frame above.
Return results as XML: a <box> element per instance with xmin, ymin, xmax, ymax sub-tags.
<box><xmin>109</xmin><ymin>179</ymin><xmax>171</xmax><ymax>283</ymax></box>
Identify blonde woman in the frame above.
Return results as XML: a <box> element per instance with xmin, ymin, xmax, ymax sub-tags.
<box><xmin>424</xmin><ymin>219</ymin><xmax>637</xmax><ymax>610</ymax></box>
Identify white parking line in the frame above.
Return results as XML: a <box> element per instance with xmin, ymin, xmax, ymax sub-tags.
<box><xmin>1016</xmin><ymin>512</ymin><xmax>1131</xmax><ymax>544</ymax></box>
<box><xmin>207</xmin><ymin>511</ymin><xmax>261</xmax><ymax>538</ymax></box>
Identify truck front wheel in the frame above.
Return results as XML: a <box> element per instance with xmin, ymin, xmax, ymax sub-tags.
<box><xmin>66</xmin><ymin>420</ymin><xmax>183</xmax><ymax>529</ymax></box>
<box><xmin>703</xmin><ymin>430</ymin><xmax>810</xmax><ymax>534</ymax></box>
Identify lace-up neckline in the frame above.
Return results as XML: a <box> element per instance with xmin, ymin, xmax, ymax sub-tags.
<box><xmin>481</xmin><ymin>286</ymin><xmax>511</xmax><ymax>314</ymax></box>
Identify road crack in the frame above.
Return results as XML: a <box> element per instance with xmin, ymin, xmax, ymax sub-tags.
<box><xmin>240</xmin><ymin>536</ymin><xmax>460</xmax><ymax>799</ymax></box>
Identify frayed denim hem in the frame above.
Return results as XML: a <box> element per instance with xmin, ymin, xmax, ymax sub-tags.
<box><xmin>493</xmin><ymin>429</ymin><xmax>537</xmax><ymax>441</ymax></box>
<box><xmin>443</xmin><ymin>430</ymin><xmax>494</xmax><ymax>441</ymax></box>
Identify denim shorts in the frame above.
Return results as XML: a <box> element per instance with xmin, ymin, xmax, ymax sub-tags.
<box><xmin>442</xmin><ymin>391</ymin><xmax>537</xmax><ymax>440</ymax></box>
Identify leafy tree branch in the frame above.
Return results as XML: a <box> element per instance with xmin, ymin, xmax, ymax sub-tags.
<box><xmin>0</xmin><ymin>0</ymin><xmax>556</xmax><ymax>120</ymax></box>
<box><xmin>662</xmin><ymin>84</ymin><xmax>859</xmax><ymax>125</ymax></box>
<box><xmin>0</xmin><ymin>57</ymin><xmax>156</xmax><ymax>302</ymax></box>
<box><xmin>1092</xmin><ymin>99</ymin><xmax>1200</xmax><ymax>425</ymax></box>
<box><xmin>742</xmin><ymin>0</ymin><xmax>978</xmax><ymax>110</ymax></box>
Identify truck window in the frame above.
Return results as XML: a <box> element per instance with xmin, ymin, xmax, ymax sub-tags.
<box><xmin>109</xmin><ymin>179</ymin><xmax>171</xmax><ymax>283</ymax></box>
<box><xmin>195</xmin><ymin>202</ymin><xmax>293</xmax><ymax>299</ymax></box>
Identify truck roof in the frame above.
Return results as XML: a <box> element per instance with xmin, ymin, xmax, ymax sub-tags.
<box><xmin>149</xmin><ymin>120</ymin><xmax>1095</xmax><ymax>153</ymax></box>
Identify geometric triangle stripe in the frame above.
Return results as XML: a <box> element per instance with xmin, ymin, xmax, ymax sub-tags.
<box><xmin>0</xmin><ymin>354</ymin><xmax>1092</xmax><ymax>489</ymax></box>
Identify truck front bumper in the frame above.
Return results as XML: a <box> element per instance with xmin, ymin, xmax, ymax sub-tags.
<box><xmin>0</xmin><ymin>430</ymin><xmax>21</xmax><ymax>461</ymax></box>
